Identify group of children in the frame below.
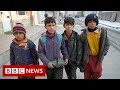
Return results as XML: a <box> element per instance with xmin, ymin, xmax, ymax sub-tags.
<box><xmin>10</xmin><ymin>14</ymin><xmax>110</xmax><ymax>79</ymax></box>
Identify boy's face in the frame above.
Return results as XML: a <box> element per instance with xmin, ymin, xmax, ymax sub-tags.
<box><xmin>64</xmin><ymin>23</ymin><xmax>74</xmax><ymax>32</ymax></box>
<box><xmin>14</xmin><ymin>32</ymin><xmax>25</xmax><ymax>41</ymax></box>
<box><xmin>87</xmin><ymin>20</ymin><xmax>96</xmax><ymax>29</ymax></box>
<box><xmin>45</xmin><ymin>23</ymin><xmax>56</xmax><ymax>34</ymax></box>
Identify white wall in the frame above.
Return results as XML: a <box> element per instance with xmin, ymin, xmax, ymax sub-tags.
<box><xmin>1</xmin><ymin>11</ymin><xmax>12</xmax><ymax>32</ymax></box>
<box><xmin>66</xmin><ymin>11</ymin><xmax>77</xmax><ymax>17</ymax></box>
<box><xmin>83</xmin><ymin>11</ymin><xmax>100</xmax><ymax>16</ymax></box>
<box><xmin>32</xmin><ymin>11</ymin><xmax>38</xmax><ymax>25</ymax></box>
<box><xmin>38</xmin><ymin>11</ymin><xmax>45</xmax><ymax>23</ymax></box>
<box><xmin>46</xmin><ymin>11</ymin><xmax>54</xmax><ymax>17</ymax></box>
<box><xmin>101</xmin><ymin>11</ymin><xmax>116</xmax><ymax>12</ymax></box>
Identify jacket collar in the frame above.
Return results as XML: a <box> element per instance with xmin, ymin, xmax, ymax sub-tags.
<box><xmin>12</xmin><ymin>37</ymin><xmax>27</xmax><ymax>46</ymax></box>
<box><xmin>46</xmin><ymin>31</ymin><xmax>56</xmax><ymax>38</ymax></box>
<box><xmin>86</xmin><ymin>27</ymin><xmax>101</xmax><ymax>34</ymax></box>
<box><xmin>62</xmin><ymin>30</ymin><xmax>75</xmax><ymax>40</ymax></box>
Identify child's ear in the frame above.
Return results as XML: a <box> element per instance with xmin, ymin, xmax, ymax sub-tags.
<box><xmin>24</xmin><ymin>34</ymin><xmax>26</xmax><ymax>38</ymax></box>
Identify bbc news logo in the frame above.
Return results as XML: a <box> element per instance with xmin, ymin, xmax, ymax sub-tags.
<box><xmin>2</xmin><ymin>65</ymin><xmax>46</xmax><ymax>76</ymax></box>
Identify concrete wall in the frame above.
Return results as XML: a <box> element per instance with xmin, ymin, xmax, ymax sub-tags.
<box><xmin>12</xmin><ymin>17</ymin><xmax>30</xmax><ymax>29</ymax></box>
<box><xmin>82</xmin><ymin>11</ymin><xmax>120</xmax><ymax>23</ymax></box>
<box><xmin>98</xmin><ymin>11</ymin><xmax>120</xmax><ymax>22</ymax></box>
<box><xmin>0</xmin><ymin>21</ymin><xmax>3</xmax><ymax>34</ymax></box>
<box><xmin>46</xmin><ymin>11</ymin><xmax>54</xmax><ymax>17</ymax></box>
<box><xmin>116</xmin><ymin>12</ymin><xmax>120</xmax><ymax>22</ymax></box>
<box><xmin>65</xmin><ymin>11</ymin><xmax>77</xmax><ymax>17</ymax></box>
<box><xmin>0</xmin><ymin>13</ymin><xmax>2</xmax><ymax>34</ymax></box>
<box><xmin>75</xmin><ymin>11</ymin><xmax>84</xmax><ymax>17</ymax></box>
<box><xmin>11</xmin><ymin>11</ymin><xmax>31</xmax><ymax>29</ymax></box>
<box><xmin>98</xmin><ymin>11</ymin><xmax>115</xmax><ymax>21</ymax></box>
<box><xmin>83</xmin><ymin>11</ymin><xmax>98</xmax><ymax>17</ymax></box>
<box><xmin>37</xmin><ymin>11</ymin><xmax>45</xmax><ymax>24</ymax></box>
<box><xmin>0</xmin><ymin>11</ymin><xmax>32</xmax><ymax>34</ymax></box>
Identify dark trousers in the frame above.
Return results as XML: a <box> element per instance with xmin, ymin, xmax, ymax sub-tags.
<box><xmin>46</xmin><ymin>66</ymin><xmax>63</xmax><ymax>79</ymax></box>
<box><xmin>84</xmin><ymin>55</ymin><xmax>102</xmax><ymax>79</ymax></box>
<box><xmin>18</xmin><ymin>76</ymin><xmax>35</xmax><ymax>79</ymax></box>
<box><xmin>64</xmin><ymin>62</ymin><xmax>77</xmax><ymax>79</ymax></box>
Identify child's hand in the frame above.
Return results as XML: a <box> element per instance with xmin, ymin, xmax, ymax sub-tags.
<box><xmin>29</xmin><ymin>64</ymin><xmax>33</xmax><ymax>65</ymax></box>
<box><xmin>64</xmin><ymin>59</ymin><xmax>68</xmax><ymax>65</ymax></box>
<box><xmin>47</xmin><ymin>62</ymin><xmax>54</xmax><ymax>69</ymax></box>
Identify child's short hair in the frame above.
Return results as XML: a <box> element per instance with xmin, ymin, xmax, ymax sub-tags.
<box><xmin>64</xmin><ymin>17</ymin><xmax>75</xmax><ymax>25</ymax></box>
<box><xmin>44</xmin><ymin>17</ymin><xmax>56</xmax><ymax>26</ymax></box>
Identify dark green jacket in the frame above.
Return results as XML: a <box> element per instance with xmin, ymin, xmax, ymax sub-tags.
<box><xmin>62</xmin><ymin>30</ymin><xmax>80</xmax><ymax>65</ymax></box>
<box><xmin>79</xmin><ymin>28</ymin><xmax>110</xmax><ymax>64</ymax></box>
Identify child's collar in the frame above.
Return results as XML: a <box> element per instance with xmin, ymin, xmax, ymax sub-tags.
<box><xmin>12</xmin><ymin>37</ymin><xmax>27</xmax><ymax>46</ymax></box>
<box><xmin>86</xmin><ymin>27</ymin><xmax>101</xmax><ymax>34</ymax></box>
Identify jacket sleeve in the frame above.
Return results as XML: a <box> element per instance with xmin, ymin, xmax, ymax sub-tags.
<box><xmin>104</xmin><ymin>32</ymin><xmax>110</xmax><ymax>56</ymax></box>
<box><xmin>10</xmin><ymin>45</ymin><xmax>15</xmax><ymax>65</ymax></box>
<box><xmin>77</xmin><ymin>33</ymin><xmax>85</xmax><ymax>72</ymax></box>
<box><xmin>76</xmin><ymin>35</ymin><xmax>82</xmax><ymax>65</ymax></box>
<box><xmin>60</xmin><ymin>37</ymin><xmax>68</xmax><ymax>60</ymax></box>
<box><xmin>38</xmin><ymin>38</ymin><xmax>49</xmax><ymax>66</ymax></box>
<box><xmin>31</xmin><ymin>43</ymin><xmax>39</xmax><ymax>65</ymax></box>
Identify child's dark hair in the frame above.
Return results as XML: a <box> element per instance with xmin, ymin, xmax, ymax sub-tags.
<box><xmin>64</xmin><ymin>17</ymin><xmax>75</xmax><ymax>25</ymax></box>
<box><xmin>44</xmin><ymin>17</ymin><xmax>56</xmax><ymax>26</ymax></box>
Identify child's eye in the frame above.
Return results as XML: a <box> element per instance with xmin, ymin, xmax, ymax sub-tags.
<box><xmin>19</xmin><ymin>32</ymin><xmax>23</xmax><ymax>34</ymax></box>
<box><xmin>14</xmin><ymin>32</ymin><xmax>23</xmax><ymax>35</ymax></box>
<box><xmin>14</xmin><ymin>33</ymin><xmax>18</xmax><ymax>35</ymax></box>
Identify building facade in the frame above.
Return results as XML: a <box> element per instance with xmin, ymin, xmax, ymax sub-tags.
<box><xmin>0</xmin><ymin>11</ymin><xmax>34</xmax><ymax>34</ymax></box>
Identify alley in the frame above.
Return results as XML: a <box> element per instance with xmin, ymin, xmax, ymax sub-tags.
<box><xmin>0</xmin><ymin>24</ymin><xmax>120</xmax><ymax>79</ymax></box>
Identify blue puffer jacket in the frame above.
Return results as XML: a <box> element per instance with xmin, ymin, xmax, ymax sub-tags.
<box><xmin>10</xmin><ymin>39</ymin><xmax>38</xmax><ymax>65</ymax></box>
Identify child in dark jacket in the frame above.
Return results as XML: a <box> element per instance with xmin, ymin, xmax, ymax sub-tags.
<box><xmin>62</xmin><ymin>17</ymin><xmax>80</xmax><ymax>79</ymax></box>
<box><xmin>79</xmin><ymin>14</ymin><xmax>110</xmax><ymax>79</ymax></box>
<box><xmin>10</xmin><ymin>23</ymin><xmax>39</xmax><ymax>79</ymax></box>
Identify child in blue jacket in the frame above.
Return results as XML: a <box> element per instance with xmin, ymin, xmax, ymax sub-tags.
<box><xmin>10</xmin><ymin>23</ymin><xmax>39</xmax><ymax>79</ymax></box>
